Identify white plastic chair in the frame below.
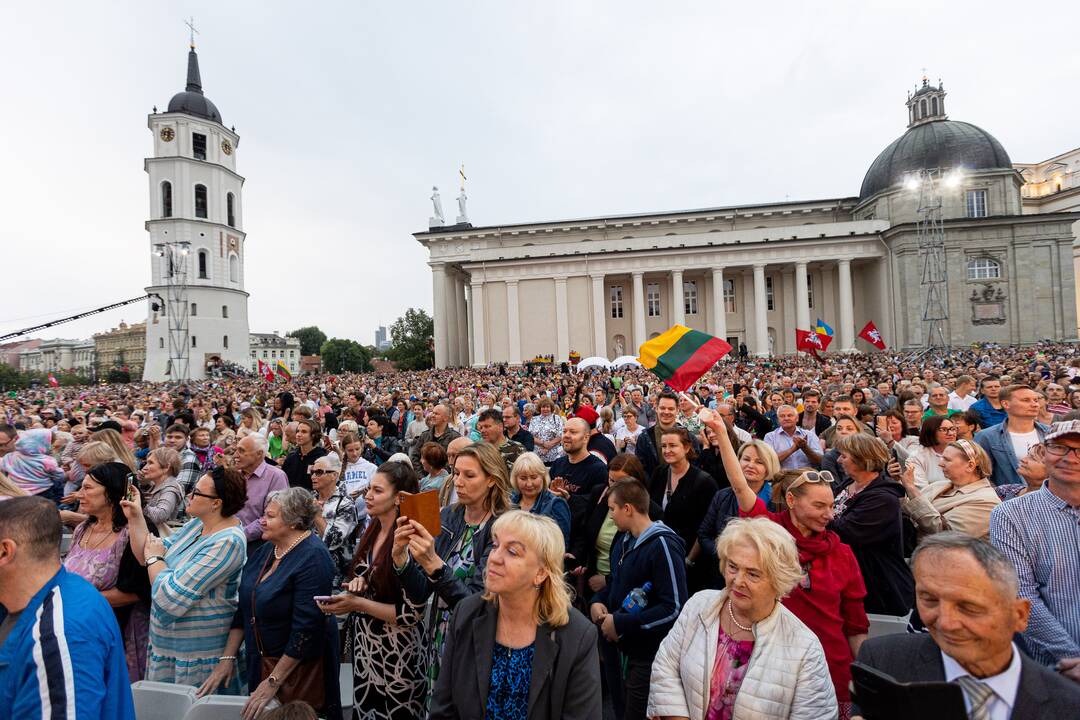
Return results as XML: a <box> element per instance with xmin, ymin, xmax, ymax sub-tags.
<box><xmin>182</xmin><ymin>695</ymin><xmax>278</xmax><ymax>720</ymax></box>
<box><xmin>131</xmin><ymin>680</ymin><xmax>197</xmax><ymax>720</ymax></box>
<box><xmin>867</xmin><ymin>611</ymin><xmax>912</xmax><ymax>638</ymax></box>
<box><xmin>340</xmin><ymin>662</ymin><xmax>354</xmax><ymax>711</ymax></box>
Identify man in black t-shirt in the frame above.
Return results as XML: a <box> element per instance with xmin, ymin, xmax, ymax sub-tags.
<box><xmin>549</xmin><ymin>417</ymin><xmax>608</xmax><ymax>496</ymax></box>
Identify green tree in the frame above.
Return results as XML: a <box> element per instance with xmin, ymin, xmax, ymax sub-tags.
<box><xmin>320</xmin><ymin>338</ymin><xmax>372</xmax><ymax>373</ymax></box>
<box><xmin>0</xmin><ymin>364</ymin><xmax>29</xmax><ymax>390</ymax></box>
<box><xmin>287</xmin><ymin>326</ymin><xmax>328</xmax><ymax>356</ymax></box>
<box><xmin>106</xmin><ymin>368</ymin><xmax>131</xmax><ymax>383</ymax></box>
<box><xmin>387</xmin><ymin>308</ymin><xmax>435</xmax><ymax>370</ymax></box>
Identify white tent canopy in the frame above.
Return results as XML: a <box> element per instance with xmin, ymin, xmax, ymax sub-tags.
<box><xmin>611</xmin><ymin>355</ymin><xmax>642</xmax><ymax>368</ymax></box>
<box><xmin>576</xmin><ymin>356</ymin><xmax>611</xmax><ymax>370</ymax></box>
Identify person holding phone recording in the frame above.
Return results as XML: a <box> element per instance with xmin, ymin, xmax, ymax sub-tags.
<box><xmin>319</xmin><ymin>460</ymin><xmax>427</xmax><ymax>719</ymax></box>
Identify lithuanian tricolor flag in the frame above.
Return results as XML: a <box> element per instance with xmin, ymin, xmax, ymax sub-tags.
<box><xmin>275</xmin><ymin>359</ymin><xmax>292</xmax><ymax>380</ymax></box>
<box><xmin>637</xmin><ymin>325</ymin><xmax>732</xmax><ymax>392</ymax></box>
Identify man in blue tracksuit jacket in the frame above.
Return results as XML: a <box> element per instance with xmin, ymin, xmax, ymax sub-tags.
<box><xmin>0</xmin><ymin>496</ymin><xmax>134</xmax><ymax>720</ymax></box>
<box><xmin>591</xmin><ymin>479</ymin><xmax>687</xmax><ymax>720</ymax></box>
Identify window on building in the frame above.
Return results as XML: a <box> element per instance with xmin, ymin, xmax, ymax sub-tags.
<box><xmin>191</xmin><ymin>336</ymin><xmax>197</xmax><ymax>348</ymax></box>
<box><xmin>227</xmin><ymin>193</ymin><xmax>236</xmax><ymax>227</ymax></box>
<box><xmin>161</xmin><ymin>181</ymin><xmax>172</xmax><ymax>218</ymax></box>
<box><xmin>262</xmin><ymin>350</ymin><xmax>268</xmax><ymax>358</ymax></box>
<box><xmin>766</xmin><ymin>276</ymin><xmax>775</xmax><ymax>311</ymax></box>
<box><xmin>289</xmin><ymin>350</ymin><xmax>296</xmax><ymax>357</ymax></box>
<box><xmin>684</xmin><ymin>280</ymin><xmax>698</xmax><ymax>315</ymax></box>
<box><xmin>646</xmin><ymin>283</ymin><xmax>661</xmax><ymax>317</ymax></box>
<box><xmin>192</xmin><ymin>132</ymin><xmax>207</xmax><ymax>160</ymax></box>
<box><xmin>229</xmin><ymin>254</ymin><xmax>239</xmax><ymax>283</ymax></box>
<box><xmin>159</xmin><ymin>338</ymin><xmax>164</xmax><ymax>349</ymax></box>
<box><xmin>610</xmin><ymin>285</ymin><xmax>624</xmax><ymax>319</ymax></box>
<box><xmin>197</xmin><ymin>250</ymin><xmax>208</xmax><ymax>279</ymax></box>
<box><xmin>807</xmin><ymin>274</ymin><xmax>815</xmax><ymax>308</ymax></box>
<box><xmin>931</xmin><ymin>96</ymin><xmax>938</xmax><ymax>115</ymax></box>
<box><xmin>194</xmin><ymin>184</ymin><xmax>208</xmax><ymax>219</ymax></box>
<box><xmin>222</xmin><ymin>305</ymin><xmax>228</xmax><ymax>318</ymax></box>
<box><xmin>966</xmin><ymin>257</ymin><xmax>1001</xmax><ymax>280</ymax></box>
<box><xmin>223</xmin><ymin>335</ymin><xmax>228</xmax><ymax>349</ymax></box>
<box><xmin>271</xmin><ymin>350</ymin><xmax>277</xmax><ymax>359</ymax></box>
<box><xmin>191</xmin><ymin>302</ymin><xmax>197</xmax><ymax>317</ymax></box>
<box><xmin>920</xmin><ymin>98</ymin><xmax>927</xmax><ymax>119</ymax></box>
<box><xmin>723</xmin><ymin>278</ymin><xmax>736</xmax><ymax>313</ymax></box>
<box><xmin>250</xmin><ymin>350</ymin><xmax>256</xmax><ymax>358</ymax></box>
<box><xmin>966</xmin><ymin>189</ymin><xmax>987</xmax><ymax>218</ymax></box>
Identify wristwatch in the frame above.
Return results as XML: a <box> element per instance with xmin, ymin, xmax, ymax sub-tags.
<box><xmin>146</xmin><ymin>555</ymin><xmax>166</xmax><ymax>568</ymax></box>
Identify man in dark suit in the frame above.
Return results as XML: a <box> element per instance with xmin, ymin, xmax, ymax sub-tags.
<box><xmin>854</xmin><ymin>532</ymin><xmax>1080</xmax><ymax>719</ymax></box>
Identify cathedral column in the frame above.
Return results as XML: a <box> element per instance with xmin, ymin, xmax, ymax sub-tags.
<box><xmin>753</xmin><ymin>264</ymin><xmax>769</xmax><ymax>356</ymax></box>
<box><xmin>470</xmin><ymin>280</ymin><xmax>486</xmax><ymax>366</ymax></box>
<box><xmin>795</xmin><ymin>261</ymin><xmax>810</xmax><ymax>335</ymax></box>
<box><xmin>711</xmin><ymin>267</ymin><xmax>727</xmax><ymax>341</ymax></box>
<box><xmin>555</xmin><ymin>276</ymin><xmax>570</xmax><ymax>362</ymax></box>
<box><xmin>506</xmin><ymin>280</ymin><xmax>522</xmax><ymax>365</ymax></box>
<box><xmin>838</xmin><ymin>259</ymin><xmax>855</xmax><ymax>352</ymax></box>
<box><xmin>631</xmin><ymin>271</ymin><xmax>646</xmax><ymax>353</ymax></box>
<box><xmin>591</xmin><ymin>273</ymin><xmax>607</xmax><ymax>357</ymax></box>
<box><xmin>781</xmin><ymin>268</ymin><xmax>796</xmax><ymax>354</ymax></box>
<box><xmin>456</xmin><ymin>275</ymin><xmax>470</xmax><ymax>366</ymax></box>
<box><xmin>742</xmin><ymin>272</ymin><xmax>755</xmax><ymax>351</ymax></box>
<box><xmin>444</xmin><ymin>270</ymin><xmax>460</xmax><ymax>366</ymax></box>
<box><xmin>432</xmin><ymin>265</ymin><xmax>449</xmax><ymax>368</ymax></box>
<box><xmin>671</xmin><ymin>269</ymin><xmax>685</xmax><ymax>326</ymax></box>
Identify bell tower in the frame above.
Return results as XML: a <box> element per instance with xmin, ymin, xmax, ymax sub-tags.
<box><xmin>906</xmin><ymin>76</ymin><xmax>948</xmax><ymax>129</ymax></box>
<box><xmin>143</xmin><ymin>38</ymin><xmax>250</xmax><ymax>381</ymax></box>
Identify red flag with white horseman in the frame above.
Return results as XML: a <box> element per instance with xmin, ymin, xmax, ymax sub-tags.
<box><xmin>858</xmin><ymin>321</ymin><xmax>887</xmax><ymax>350</ymax></box>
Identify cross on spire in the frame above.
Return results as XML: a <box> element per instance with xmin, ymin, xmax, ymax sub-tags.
<box><xmin>185</xmin><ymin>17</ymin><xmax>199</xmax><ymax>49</ymax></box>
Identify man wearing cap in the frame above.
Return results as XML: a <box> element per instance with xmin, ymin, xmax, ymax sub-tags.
<box><xmin>991</xmin><ymin>420</ymin><xmax>1080</xmax><ymax>683</ymax></box>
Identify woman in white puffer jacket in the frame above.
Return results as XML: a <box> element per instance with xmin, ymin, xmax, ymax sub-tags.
<box><xmin>648</xmin><ymin>517</ymin><xmax>838</xmax><ymax>720</ymax></box>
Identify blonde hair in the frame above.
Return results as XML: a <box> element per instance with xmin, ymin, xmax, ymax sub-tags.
<box><xmin>0</xmin><ymin>470</ymin><xmax>28</xmax><ymax>498</ymax></box>
<box><xmin>454</xmin><ymin>442</ymin><xmax>511</xmax><ymax>515</ymax></box>
<box><xmin>509</xmin><ymin>452</ymin><xmax>549</xmax><ymax>495</ymax></box>
<box><xmin>716</xmin><ymin>517</ymin><xmax>804</xmax><ymax>598</ymax></box>
<box><xmin>834</xmin><ymin>433</ymin><xmax>890</xmax><ymax>472</ymax></box>
<box><xmin>77</xmin><ymin>441</ymin><xmax>119</xmax><ymax>468</ymax></box>
<box><xmin>89</xmin><ymin>429</ymin><xmax>138</xmax><ymax>473</ymax></box>
<box><xmin>147</xmin><ymin>447</ymin><xmax>182</xmax><ymax>478</ymax></box>
<box><xmin>739</xmin><ymin>440</ymin><xmax>781</xmax><ymax>481</ymax></box>
<box><xmin>949</xmin><ymin>439</ymin><xmax>993</xmax><ymax>479</ymax></box>
<box><xmin>483</xmin><ymin>510</ymin><xmax>572</xmax><ymax>627</ymax></box>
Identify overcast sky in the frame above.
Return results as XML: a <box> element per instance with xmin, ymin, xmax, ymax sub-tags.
<box><xmin>3</xmin><ymin>1</ymin><xmax>1078</xmax><ymax>345</ymax></box>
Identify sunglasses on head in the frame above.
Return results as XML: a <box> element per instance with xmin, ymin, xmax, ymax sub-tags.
<box><xmin>787</xmin><ymin>469</ymin><xmax>835</xmax><ymax>493</ymax></box>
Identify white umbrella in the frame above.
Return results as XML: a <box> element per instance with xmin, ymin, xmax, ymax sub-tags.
<box><xmin>611</xmin><ymin>355</ymin><xmax>642</xmax><ymax>368</ymax></box>
<box><xmin>576</xmin><ymin>356</ymin><xmax>611</xmax><ymax>371</ymax></box>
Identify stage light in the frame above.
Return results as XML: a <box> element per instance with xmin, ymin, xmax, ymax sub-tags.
<box><xmin>944</xmin><ymin>169</ymin><xmax>964</xmax><ymax>188</ymax></box>
<box><xmin>905</xmin><ymin>174</ymin><xmax>921</xmax><ymax>191</ymax></box>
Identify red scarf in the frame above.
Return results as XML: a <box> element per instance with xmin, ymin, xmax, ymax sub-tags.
<box><xmin>776</xmin><ymin>508</ymin><xmax>839</xmax><ymax>565</ymax></box>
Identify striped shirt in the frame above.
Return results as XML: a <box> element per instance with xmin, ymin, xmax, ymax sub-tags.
<box><xmin>990</xmin><ymin>483</ymin><xmax>1080</xmax><ymax>665</ymax></box>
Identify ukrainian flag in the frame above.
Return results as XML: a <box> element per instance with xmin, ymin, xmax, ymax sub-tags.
<box><xmin>814</xmin><ymin>319</ymin><xmax>834</xmax><ymax>337</ymax></box>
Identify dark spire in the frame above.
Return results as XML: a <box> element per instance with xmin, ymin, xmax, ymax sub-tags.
<box><xmin>185</xmin><ymin>48</ymin><xmax>203</xmax><ymax>94</ymax></box>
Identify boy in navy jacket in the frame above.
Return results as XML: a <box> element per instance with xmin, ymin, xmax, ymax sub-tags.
<box><xmin>591</xmin><ymin>479</ymin><xmax>687</xmax><ymax>720</ymax></box>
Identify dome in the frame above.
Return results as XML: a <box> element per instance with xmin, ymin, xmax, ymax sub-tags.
<box><xmin>166</xmin><ymin>48</ymin><xmax>223</xmax><ymax>124</ymax></box>
<box><xmin>859</xmin><ymin>119</ymin><xmax>1011</xmax><ymax>201</ymax></box>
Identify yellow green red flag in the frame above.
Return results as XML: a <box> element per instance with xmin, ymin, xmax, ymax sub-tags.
<box><xmin>637</xmin><ymin>325</ymin><xmax>732</xmax><ymax>391</ymax></box>
<box><xmin>275</xmin><ymin>359</ymin><xmax>292</xmax><ymax>380</ymax></box>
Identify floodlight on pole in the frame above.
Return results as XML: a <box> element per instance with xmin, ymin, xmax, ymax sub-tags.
<box><xmin>904</xmin><ymin>168</ymin><xmax>959</xmax><ymax>348</ymax></box>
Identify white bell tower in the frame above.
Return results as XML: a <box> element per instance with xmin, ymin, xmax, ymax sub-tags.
<box><xmin>143</xmin><ymin>40</ymin><xmax>250</xmax><ymax>381</ymax></box>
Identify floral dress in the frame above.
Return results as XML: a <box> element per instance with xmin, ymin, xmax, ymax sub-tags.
<box><xmin>64</xmin><ymin>524</ymin><xmax>151</xmax><ymax>681</ymax></box>
<box><xmin>529</xmin><ymin>413</ymin><xmax>565</xmax><ymax>464</ymax></box>
<box><xmin>705</xmin><ymin>627</ymin><xmax>755</xmax><ymax>720</ymax></box>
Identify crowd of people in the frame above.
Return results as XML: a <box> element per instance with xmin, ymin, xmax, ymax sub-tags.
<box><xmin>1</xmin><ymin>341</ymin><xmax>1080</xmax><ymax>719</ymax></box>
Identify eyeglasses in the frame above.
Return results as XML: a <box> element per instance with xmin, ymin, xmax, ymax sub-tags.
<box><xmin>310</xmin><ymin>469</ymin><xmax>336</xmax><ymax>477</ymax></box>
<box><xmin>938</xmin><ymin>426</ymin><xmax>958</xmax><ymax>434</ymax></box>
<box><xmin>1043</xmin><ymin>443</ymin><xmax>1080</xmax><ymax>459</ymax></box>
<box><xmin>188</xmin><ymin>489</ymin><xmax>219</xmax><ymax>500</ymax></box>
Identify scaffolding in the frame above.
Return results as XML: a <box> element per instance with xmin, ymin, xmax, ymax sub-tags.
<box><xmin>912</xmin><ymin>169</ymin><xmax>950</xmax><ymax>347</ymax></box>
<box><xmin>155</xmin><ymin>241</ymin><xmax>191</xmax><ymax>381</ymax></box>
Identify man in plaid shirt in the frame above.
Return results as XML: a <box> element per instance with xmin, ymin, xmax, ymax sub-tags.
<box><xmin>162</xmin><ymin>424</ymin><xmax>202</xmax><ymax>493</ymax></box>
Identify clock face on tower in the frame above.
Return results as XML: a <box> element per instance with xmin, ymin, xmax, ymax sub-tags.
<box><xmin>221</xmin><ymin>139</ymin><xmax>232</xmax><ymax>155</ymax></box>
<box><xmin>160</xmin><ymin>127</ymin><xmax>175</xmax><ymax>142</ymax></box>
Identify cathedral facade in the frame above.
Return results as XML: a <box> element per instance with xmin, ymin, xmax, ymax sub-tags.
<box><xmin>416</xmin><ymin>80</ymin><xmax>1080</xmax><ymax>367</ymax></box>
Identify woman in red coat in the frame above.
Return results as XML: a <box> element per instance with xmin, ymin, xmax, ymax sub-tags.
<box><xmin>704</xmin><ymin>405</ymin><xmax>869</xmax><ymax>720</ymax></box>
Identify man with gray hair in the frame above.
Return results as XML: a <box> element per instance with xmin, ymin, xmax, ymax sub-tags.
<box><xmin>234</xmin><ymin>433</ymin><xmax>288</xmax><ymax>549</ymax></box>
<box><xmin>854</xmin><ymin>532</ymin><xmax>1080</xmax><ymax>717</ymax></box>
<box><xmin>764</xmin><ymin>404</ymin><xmax>823</xmax><ymax>470</ymax></box>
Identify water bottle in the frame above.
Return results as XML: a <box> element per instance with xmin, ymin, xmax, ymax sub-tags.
<box><xmin>621</xmin><ymin>581</ymin><xmax>652</xmax><ymax>614</ymax></box>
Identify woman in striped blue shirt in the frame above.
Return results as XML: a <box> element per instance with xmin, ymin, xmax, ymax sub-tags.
<box><xmin>122</xmin><ymin>465</ymin><xmax>248</xmax><ymax>690</ymax></box>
